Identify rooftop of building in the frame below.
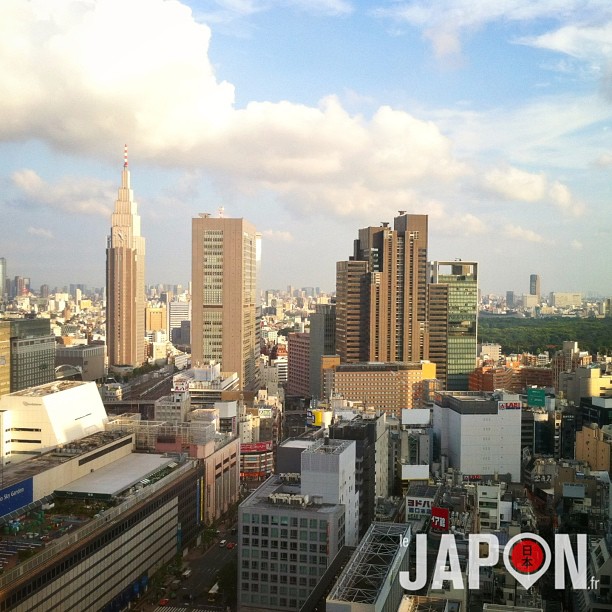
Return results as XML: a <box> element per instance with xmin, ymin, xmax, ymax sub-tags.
<box><xmin>240</xmin><ymin>475</ymin><xmax>340</xmax><ymax>514</ymax></box>
<box><xmin>55</xmin><ymin>344</ymin><xmax>104</xmax><ymax>353</ymax></box>
<box><xmin>0</xmin><ymin>453</ymin><xmax>194</xmax><ymax>589</ymax></box>
<box><xmin>327</xmin><ymin>522</ymin><xmax>411</xmax><ymax>604</ymax></box>
<box><xmin>407</xmin><ymin>484</ymin><xmax>440</xmax><ymax>500</ymax></box>
<box><xmin>7</xmin><ymin>380</ymin><xmax>87</xmax><ymax>398</ymax></box>
<box><xmin>302</xmin><ymin>437</ymin><xmax>353</xmax><ymax>455</ymax></box>
<box><xmin>335</xmin><ymin>361</ymin><xmax>434</xmax><ymax>373</ymax></box>
<box><xmin>55</xmin><ymin>453</ymin><xmax>178</xmax><ymax>498</ymax></box>
<box><xmin>1</xmin><ymin>430</ymin><xmax>133</xmax><ymax>490</ymax></box>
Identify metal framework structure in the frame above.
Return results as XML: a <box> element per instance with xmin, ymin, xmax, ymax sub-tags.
<box><xmin>327</xmin><ymin>522</ymin><xmax>410</xmax><ymax>604</ymax></box>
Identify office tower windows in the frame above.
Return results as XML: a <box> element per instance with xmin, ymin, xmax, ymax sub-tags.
<box><xmin>192</xmin><ymin>215</ymin><xmax>260</xmax><ymax>391</ymax></box>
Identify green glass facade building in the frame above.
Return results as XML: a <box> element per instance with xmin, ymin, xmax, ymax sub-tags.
<box><xmin>427</xmin><ymin>261</ymin><xmax>478</xmax><ymax>391</ymax></box>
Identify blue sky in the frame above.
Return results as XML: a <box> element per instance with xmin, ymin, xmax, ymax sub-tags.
<box><xmin>2</xmin><ymin>0</ymin><xmax>612</xmax><ymax>296</ymax></box>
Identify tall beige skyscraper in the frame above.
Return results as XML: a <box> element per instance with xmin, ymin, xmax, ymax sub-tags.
<box><xmin>336</xmin><ymin>213</ymin><xmax>429</xmax><ymax>363</ymax></box>
<box><xmin>106</xmin><ymin>146</ymin><xmax>146</xmax><ymax>368</ymax></box>
<box><xmin>192</xmin><ymin>215</ymin><xmax>260</xmax><ymax>391</ymax></box>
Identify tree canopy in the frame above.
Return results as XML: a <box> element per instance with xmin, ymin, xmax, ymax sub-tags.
<box><xmin>478</xmin><ymin>316</ymin><xmax>612</xmax><ymax>356</ymax></box>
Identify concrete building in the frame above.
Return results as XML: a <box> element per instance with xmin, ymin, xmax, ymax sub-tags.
<box><xmin>0</xmin><ymin>441</ymin><xmax>202</xmax><ymax>611</ymax></box>
<box><xmin>301</xmin><ymin>438</ymin><xmax>359</xmax><ymax>546</ymax></box>
<box><xmin>329</xmin><ymin>414</ymin><xmax>388</xmax><ymax>535</ymax></box>
<box><xmin>325</xmin><ymin>361</ymin><xmax>437</xmax><ymax>417</ymax></box>
<box><xmin>309</xmin><ymin>303</ymin><xmax>336</xmax><ymax>399</ymax></box>
<box><xmin>433</xmin><ymin>391</ymin><xmax>522</xmax><ymax>481</ymax></box>
<box><xmin>106</xmin><ymin>146</ymin><xmax>146</xmax><ymax>368</ymax></box>
<box><xmin>287</xmin><ymin>332</ymin><xmax>310</xmax><ymax>397</ymax></box>
<box><xmin>237</xmin><ymin>474</ymin><xmax>347</xmax><ymax>612</ymax></box>
<box><xmin>0</xmin><ymin>380</ymin><xmax>109</xmax><ymax>465</ymax></box>
<box><xmin>192</xmin><ymin>215</ymin><xmax>260</xmax><ymax>391</ymax></box>
<box><xmin>336</xmin><ymin>213</ymin><xmax>428</xmax><ymax>365</ymax></box>
<box><xmin>55</xmin><ymin>344</ymin><xmax>105</xmax><ymax>382</ymax></box>
<box><xmin>168</xmin><ymin>300</ymin><xmax>191</xmax><ymax>345</ymax></box>
<box><xmin>145</xmin><ymin>305</ymin><xmax>167</xmax><ymax>334</ymax></box>
<box><xmin>550</xmin><ymin>292</ymin><xmax>582</xmax><ymax>308</ymax></box>
<box><xmin>559</xmin><ymin>365</ymin><xmax>612</xmax><ymax>406</ymax></box>
<box><xmin>576</xmin><ymin>424</ymin><xmax>612</xmax><ymax>472</ymax></box>
<box><xmin>427</xmin><ymin>261</ymin><xmax>478</xmax><ymax>391</ymax></box>
<box><xmin>335</xmin><ymin>260</ymin><xmax>369</xmax><ymax>363</ymax></box>
<box><xmin>8</xmin><ymin>319</ymin><xmax>56</xmax><ymax>392</ymax></box>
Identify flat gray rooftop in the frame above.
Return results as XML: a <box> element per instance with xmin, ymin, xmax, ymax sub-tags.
<box><xmin>55</xmin><ymin>453</ymin><xmax>175</xmax><ymax>498</ymax></box>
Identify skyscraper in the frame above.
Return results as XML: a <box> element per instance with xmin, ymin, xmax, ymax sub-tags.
<box><xmin>0</xmin><ymin>258</ymin><xmax>6</xmax><ymax>301</ymax></box>
<box><xmin>530</xmin><ymin>273</ymin><xmax>541</xmax><ymax>301</ymax></box>
<box><xmin>335</xmin><ymin>213</ymin><xmax>428</xmax><ymax>363</ymax></box>
<box><xmin>427</xmin><ymin>261</ymin><xmax>478</xmax><ymax>390</ymax></box>
<box><xmin>191</xmin><ymin>215</ymin><xmax>260</xmax><ymax>391</ymax></box>
<box><xmin>106</xmin><ymin>146</ymin><xmax>146</xmax><ymax>368</ymax></box>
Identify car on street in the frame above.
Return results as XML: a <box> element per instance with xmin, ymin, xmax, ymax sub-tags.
<box><xmin>219</xmin><ymin>539</ymin><xmax>227</xmax><ymax>547</ymax></box>
<box><xmin>158</xmin><ymin>598</ymin><xmax>170</xmax><ymax>606</ymax></box>
<box><xmin>226</xmin><ymin>542</ymin><xmax>236</xmax><ymax>549</ymax></box>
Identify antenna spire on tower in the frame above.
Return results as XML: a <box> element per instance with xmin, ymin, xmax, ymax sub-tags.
<box><xmin>124</xmin><ymin>144</ymin><xmax>128</xmax><ymax>168</ymax></box>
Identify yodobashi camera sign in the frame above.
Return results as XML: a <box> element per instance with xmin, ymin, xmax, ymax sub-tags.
<box><xmin>400</xmin><ymin>533</ymin><xmax>588</xmax><ymax>591</ymax></box>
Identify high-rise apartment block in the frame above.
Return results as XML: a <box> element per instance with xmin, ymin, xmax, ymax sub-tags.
<box><xmin>427</xmin><ymin>261</ymin><xmax>478</xmax><ymax>391</ymax></box>
<box><xmin>336</xmin><ymin>213</ymin><xmax>428</xmax><ymax>364</ymax></box>
<box><xmin>192</xmin><ymin>215</ymin><xmax>260</xmax><ymax>391</ymax></box>
<box><xmin>106</xmin><ymin>147</ymin><xmax>146</xmax><ymax>368</ymax></box>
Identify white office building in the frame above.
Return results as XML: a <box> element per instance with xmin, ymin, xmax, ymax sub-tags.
<box><xmin>301</xmin><ymin>438</ymin><xmax>359</xmax><ymax>546</ymax></box>
<box><xmin>0</xmin><ymin>381</ymin><xmax>109</xmax><ymax>465</ymax></box>
<box><xmin>433</xmin><ymin>391</ymin><xmax>522</xmax><ymax>482</ymax></box>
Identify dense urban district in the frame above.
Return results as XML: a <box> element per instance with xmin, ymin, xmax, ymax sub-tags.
<box><xmin>0</xmin><ymin>157</ymin><xmax>611</xmax><ymax>612</ymax></box>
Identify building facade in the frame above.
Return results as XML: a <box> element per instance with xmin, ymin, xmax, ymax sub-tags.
<box><xmin>106</xmin><ymin>147</ymin><xmax>146</xmax><ymax>368</ymax></box>
<box><xmin>433</xmin><ymin>391</ymin><xmax>522</xmax><ymax>481</ymax></box>
<box><xmin>9</xmin><ymin>319</ymin><xmax>55</xmax><ymax>393</ymax></box>
<box><xmin>427</xmin><ymin>261</ymin><xmax>478</xmax><ymax>391</ymax></box>
<box><xmin>287</xmin><ymin>332</ymin><xmax>310</xmax><ymax>397</ymax></box>
<box><xmin>529</xmin><ymin>273</ymin><xmax>541</xmax><ymax>301</ymax></box>
<box><xmin>191</xmin><ymin>216</ymin><xmax>260</xmax><ymax>391</ymax></box>
<box><xmin>325</xmin><ymin>361</ymin><xmax>437</xmax><ymax>417</ymax></box>
<box><xmin>309</xmin><ymin>303</ymin><xmax>336</xmax><ymax>400</ymax></box>
<box><xmin>335</xmin><ymin>213</ymin><xmax>428</xmax><ymax>365</ymax></box>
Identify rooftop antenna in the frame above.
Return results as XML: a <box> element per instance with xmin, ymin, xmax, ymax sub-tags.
<box><xmin>123</xmin><ymin>144</ymin><xmax>128</xmax><ymax>168</ymax></box>
<box><xmin>218</xmin><ymin>206</ymin><xmax>225</xmax><ymax>218</ymax></box>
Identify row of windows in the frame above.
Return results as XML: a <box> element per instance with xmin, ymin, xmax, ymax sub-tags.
<box><xmin>242</xmin><ymin>514</ymin><xmax>328</xmax><ymax>529</ymax></box>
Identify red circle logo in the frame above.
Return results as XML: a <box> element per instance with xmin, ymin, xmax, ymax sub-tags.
<box><xmin>509</xmin><ymin>538</ymin><xmax>546</xmax><ymax>575</ymax></box>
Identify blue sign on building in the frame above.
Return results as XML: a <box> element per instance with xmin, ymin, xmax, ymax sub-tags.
<box><xmin>0</xmin><ymin>479</ymin><xmax>34</xmax><ymax>517</ymax></box>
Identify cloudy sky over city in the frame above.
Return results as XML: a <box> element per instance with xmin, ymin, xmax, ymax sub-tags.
<box><xmin>1</xmin><ymin>0</ymin><xmax>612</xmax><ymax>295</ymax></box>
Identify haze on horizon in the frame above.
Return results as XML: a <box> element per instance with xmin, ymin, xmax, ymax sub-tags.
<box><xmin>1</xmin><ymin>0</ymin><xmax>611</xmax><ymax>296</ymax></box>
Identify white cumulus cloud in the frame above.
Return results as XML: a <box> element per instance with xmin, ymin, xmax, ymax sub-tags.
<box><xmin>503</xmin><ymin>223</ymin><xmax>548</xmax><ymax>243</ymax></box>
<box><xmin>11</xmin><ymin>169</ymin><xmax>113</xmax><ymax>216</ymax></box>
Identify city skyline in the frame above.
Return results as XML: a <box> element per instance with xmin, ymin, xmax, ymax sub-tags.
<box><xmin>1</xmin><ymin>1</ymin><xmax>612</xmax><ymax>294</ymax></box>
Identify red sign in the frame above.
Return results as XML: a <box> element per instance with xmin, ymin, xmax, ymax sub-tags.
<box><xmin>240</xmin><ymin>441</ymin><xmax>273</xmax><ymax>453</ymax></box>
<box><xmin>431</xmin><ymin>507</ymin><xmax>450</xmax><ymax>532</ymax></box>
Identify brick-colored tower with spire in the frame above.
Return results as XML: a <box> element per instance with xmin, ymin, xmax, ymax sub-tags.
<box><xmin>106</xmin><ymin>146</ymin><xmax>146</xmax><ymax>368</ymax></box>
